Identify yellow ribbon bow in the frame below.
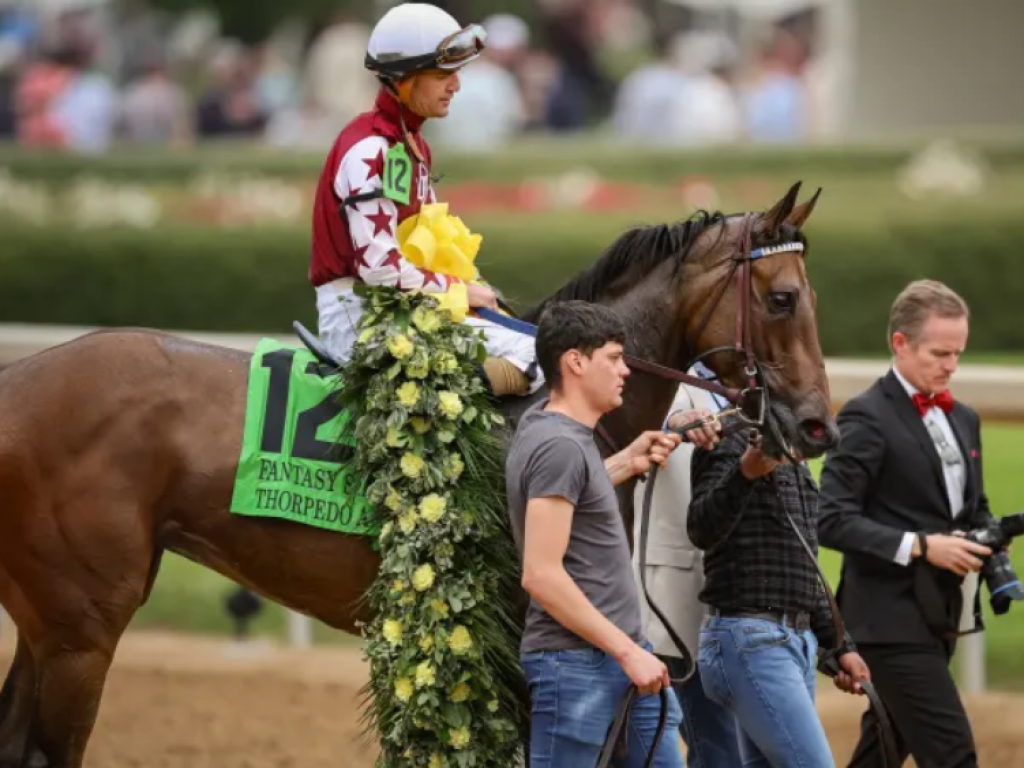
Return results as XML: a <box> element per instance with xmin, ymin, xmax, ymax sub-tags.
<box><xmin>397</xmin><ymin>203</ymin><xmax>483</xmax><ymax>322</ymax></box>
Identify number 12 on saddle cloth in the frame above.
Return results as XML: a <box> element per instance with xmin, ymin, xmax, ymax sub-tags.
<box><xmin>230</xmin><ymin>338</ymin><xmax>378</xmax><ymax>537</ymax></box>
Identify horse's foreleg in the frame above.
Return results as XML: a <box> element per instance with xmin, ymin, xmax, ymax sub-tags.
<box><xmin>0</xmin><ymin>637</ymin><xmax>39</xmax><ymax>768</ymax></box>
<box><xmin>32</xmin><ymin>644</ymin><xmax>113</xmax><ymax>768</ymax></box>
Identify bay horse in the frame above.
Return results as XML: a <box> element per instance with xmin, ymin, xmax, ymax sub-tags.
<box><xmin>0</xmin><ymin>182</ymin><xmax>837</xmax><ymax>768</ymax></box>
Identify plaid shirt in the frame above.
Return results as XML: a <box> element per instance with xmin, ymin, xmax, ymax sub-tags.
<box><xmin>687</xmin><ymin>428</ymin><xmax>837</xmax><ymax>649</ymax></box>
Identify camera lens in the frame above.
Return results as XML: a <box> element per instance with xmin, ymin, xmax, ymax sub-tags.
<box><xmin>983</xmin><ymin>551</ymin><xmax>1024</xmax><ymax>615</ymax></box>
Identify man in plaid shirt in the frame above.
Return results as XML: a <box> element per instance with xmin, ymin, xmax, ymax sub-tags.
<box><xmin>687</xmin><ymin>424</ymin><xmax>870</xmax><ymax>768</ymax></box>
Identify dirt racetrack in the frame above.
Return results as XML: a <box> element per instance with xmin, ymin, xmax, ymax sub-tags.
<box><xmin>1</xmin><ymin>629</ymin><xmax>1022</xmax><ymax>767</ymax></box>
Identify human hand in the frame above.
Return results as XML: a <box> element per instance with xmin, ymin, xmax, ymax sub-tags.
<box><xmin>916</xmin><ymin>534</ymin><xmax>991</xmax><ymax>575</ymax></box>
<box><xmin>739</xmin><ymin>429</ymin><xmax>782</xmax><ymax>479</ymax></box>
<box><xmin>467</xmin><ymin>283</ymin><xmax>499</xmax><ymax>310</ymax></box>
<box><xmin>618</xmin><ymin>645</ymin><xmax>671</xmax><ymax>696</ymax></box>
<box><xmin>626</xmin><ymin>430</ymin><xmax>682</xmax><ymax>477</ymax></box>
<box><xmin>666</xmin><ymin>408</ymin><xmax>722</xmax><ymax>450</ymax></box>
<box><xmin>833</xmin><ymin>651</ymin><xmax>870</xmax><ymax>695</ymax></box>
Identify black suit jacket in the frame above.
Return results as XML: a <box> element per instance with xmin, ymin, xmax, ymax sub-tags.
<box><xmin>817</xmin><ymin>369</ymin><xmax>996</xmax><ymax>645</ymax></box>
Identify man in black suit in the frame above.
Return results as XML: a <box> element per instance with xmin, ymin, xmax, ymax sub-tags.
<box><xmin>818</xmin><ymin>279</ymin><xmax>995</xmax><ymax>768</ymax></box>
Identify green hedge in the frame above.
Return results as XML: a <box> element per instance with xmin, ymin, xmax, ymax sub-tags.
<box><xmin>3</xmin><ymin>136</ymin><xmax>1024</xmax><ymax>185</ymax></box>
<box><xmin>1</xmin><ymin>211</ymin><xmax>1021</xmax><ymax>357</ymax></box>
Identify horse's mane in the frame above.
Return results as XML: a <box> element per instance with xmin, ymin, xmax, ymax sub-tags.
<box><xmin>521</xmin><ymin>209</ymin><xmax>728</xmax><ymax>322</ymax></box>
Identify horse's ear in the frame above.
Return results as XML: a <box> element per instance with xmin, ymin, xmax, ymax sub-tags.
<box><xmin>785</xmin><ymin>187</ymin><xmax>822</xmax><ymax>231</ymax></box>
<box><xmin>760</xmin><ymin>181</ymin><xmax>802</xmax><ymax>238</ymax></box>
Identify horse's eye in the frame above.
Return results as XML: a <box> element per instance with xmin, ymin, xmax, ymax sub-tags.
<box><xmin>767</xmin><ymin>291</ymin><xmax>797</xmax><ymax>315</ymax></box>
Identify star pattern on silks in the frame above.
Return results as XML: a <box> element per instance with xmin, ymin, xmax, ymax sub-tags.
<box><xmin>381</xmin><ymin>249</ymin><xmax>404</xmax><ymax>271</ymax></box>
<box><xmin>362</xmin><ymin>148</ymin><xmax>386</xmax><ymax>182</ymax></box>
<box><xmin>421</xmin><ymin>270</ymin><xmax>444</xmax><ymax>289</ymax></box>
<box><xmin>353</xmin><ymin>243</ymin><xmax>371</xmax><ymax>270</ymax></box>
<box><xmin>366</xmin><ymin>204</ymin><xmax>393</xmax><ymax>237</ymax></box>
<box><xmin>345</xmin><ymin>181</ymin><xmax>364</xmax><ymax>201</ymax></box>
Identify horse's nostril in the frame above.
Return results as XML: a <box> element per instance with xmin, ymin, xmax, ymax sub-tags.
<box><xmin>800</xmin><ymin>419</ymin><xmax>829</xmax><ymax>442</ymax></box>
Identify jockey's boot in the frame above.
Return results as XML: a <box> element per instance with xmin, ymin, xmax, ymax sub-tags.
<box><xmin>482</xmin><ymin>356</ymin><xmax>530</xmax><ymax>398</ymax></box>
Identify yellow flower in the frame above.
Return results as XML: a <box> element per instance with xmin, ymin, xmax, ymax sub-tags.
<box><xmin>394</xmin><ymin>677</ymin><xmax>414</xmax><ymax>702</ymax></box>
<box><xmin>397</xmin><ymin>381</ymin><xmax>420</xmax><ymax>408</ymax></box>
<box><xmin>390</xmin><ymin>578</ymin><xmax>405</xmax><ymax>593</ymax></box>
<box><xmin>387</xmin><ymin>334</ymin><xmax>415</xmax><ymax>360</ymax></box>
<box><xmin>429</xmin><ymin>754</ymin><xmax>443</xmax><ymax>768</ymax></box>
<box><xmin>443</xmin><ymin>453</ymin><xmax>464</xmax><ymax>481</ymax></box>
<box><xmin>412</xmin><ymin>305</ymin><xmax>442</xmax><ymax>334</ymax></box>
<box><xmin>382</xmin><ymin>619</ymin><xmax>403</xmax><ymax>647</ymax></box>
<box><xmin>405</xmin><ymin>360</ymin><xmax>430</xmax><ymax>379</ymax></box>
<box><xmin>449</xmin><ymin>682</ymin><xmax>471</xmax><ymax>703</ymax></box>
<box><xmin>433</xmin><ymin>352</ymin><xmax>458</xmax><ymax>375</ymax></box>
<box><xmin>448</xmin><ymin>625</ymin><xmax>474</xmax><ymax>656</ymax></box>
<box><xmin>379</xmin><ymin>521</ymin><xmax>393</xmax><ymax>542</ymax></box>
<box><xmin>357</xmin><ymin>328</ymin><xmax>374</xmax><ymax>345</ymax></box>
<box><xmin>399</xmin><ymin>511</ymin><xmax>418</xmax><ymax>534</ymax></box>
<box><xmin>438</xmin><ymin>391</ymin><xmax>463</xmax><ymax>420</ymax></box>
<box><xmin>418</xmin><ymin>633</ymin><xmax>434</xmax><ymax>653</ymax></box>
<box><xmin>419</xmin><ymin>493</ymin><xmax>447</xmax><ymax>524</ymax></box>
<box><xmin>401</xmin><ymin>452</ymin><xmax>425</xmax><ymax>479</ymax></box>
<box><xmin>386</xmin><ymin>426</ymin><xmax>405</xmax><ymax>448</ymax></box>
<box><xmin>410</xmin><ymin>416</ymin><xmax>431</xmax><ymax>434</ymax></box>
<box><xmin>385</xmin><ymin>487</ymin><xmax>403</xmax><ymax>511</ymax></box>
<box><xmin>400</xmin><ymin>593</ymin><xmax>417</xmax><ymax>606</ymax></box>
<box><xmin>487</xmin><ymin>699</ymin><xmax>499</xmax><ymax>713</ymax></box>
<box><xmin>412</xmin><ymin>564</ymin><xmax>435</xmax><ymax>592</ymax></box>
<box><xmin>449</xmin><ymin>726</ymin><xmax>471</xmax><ymax>750</ymax></box>
<box><xmin>430</xmin><ymin>599</ymin><xmax>450</xmax><ymax>617</ymax></box>
<box><xmin>415</xmin><ymin>660</ymin><xmax>435</xmax><ymax>688</ymax></box>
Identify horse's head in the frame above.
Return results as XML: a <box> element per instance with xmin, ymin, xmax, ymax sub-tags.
<box><xmin>678</xmin><ymin>182</ymin><xmax>837</xmax><ymax>460</ymax></box>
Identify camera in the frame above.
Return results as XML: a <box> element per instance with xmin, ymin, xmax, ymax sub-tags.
<box><xmin>963</xmin><ymin>511</ymin><xmax>1024</xmax><ymax>615</ymax></box>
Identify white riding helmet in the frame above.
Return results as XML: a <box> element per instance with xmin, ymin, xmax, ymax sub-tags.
<box><xmin>365</xmin><ymin>3</ymin><xmax>487</xmax><ymax>81</ymax></box>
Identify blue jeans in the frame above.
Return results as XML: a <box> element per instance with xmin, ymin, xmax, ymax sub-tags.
<box><xmin>697</xmin><ymin>615</ymin><xmax>834</xmax><ymax>768</ymax></box>
<box><xmin>664</xmin><ymin>657</ymin><xmax>740</xmax><ymax>768</ymax></box>
<box><xmin>521</xmin><ymin>642</ymin><xmax>686</xmax><ymax>768</ymax></box>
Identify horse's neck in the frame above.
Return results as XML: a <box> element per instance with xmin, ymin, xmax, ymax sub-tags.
<box><xmin>599</xmin><ymin>290</ymin><xmax>688</xmax><ymax>452</ymax></box>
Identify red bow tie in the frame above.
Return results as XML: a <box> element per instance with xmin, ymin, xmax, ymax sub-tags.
<box><xmin>912</xmin><ymin>389</ymin><xmax>954</xmax><ymax>417</ymax></box>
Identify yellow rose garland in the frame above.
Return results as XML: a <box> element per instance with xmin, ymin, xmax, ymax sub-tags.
<box><xmin>334</xmin><ymin>285</ymin><xmax>523</xmax><ymax>767</ymax></box>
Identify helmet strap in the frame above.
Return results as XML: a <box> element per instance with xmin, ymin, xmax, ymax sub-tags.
<box><xmin>384</xmin><ymin>81</ymin><xmax>427</xmax><ymax>165</ymax></box>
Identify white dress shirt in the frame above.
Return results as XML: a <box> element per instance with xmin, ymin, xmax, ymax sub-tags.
<box><xmin>892</xmin><ymin>365</ymin><xmax>966</xmax><ymax>566</ymax></box>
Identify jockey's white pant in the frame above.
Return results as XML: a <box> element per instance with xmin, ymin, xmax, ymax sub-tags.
<box><xmin>315</xmin><ymin>279</ymin><xmax>544</xmax><ymax>393</ymax></box>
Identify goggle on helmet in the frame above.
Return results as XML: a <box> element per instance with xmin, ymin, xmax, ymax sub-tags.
<box><xmin>366</xmin><ymin>23</ymin><xmax>488</xmax><ymax>80</ymax></box>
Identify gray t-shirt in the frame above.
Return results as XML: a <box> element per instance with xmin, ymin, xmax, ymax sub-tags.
<box><xmin>506</xmin><ymin>401</ymin><xmax>644</xmax><ymax>653</ymax></box>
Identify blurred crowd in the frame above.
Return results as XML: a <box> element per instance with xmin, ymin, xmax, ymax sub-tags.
<box><xmin>0</xmin><ymin>0</ymin><xmax>832</xmax><ymax>154</ymax></box>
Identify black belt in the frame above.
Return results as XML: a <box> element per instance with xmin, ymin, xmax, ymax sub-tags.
<box><xmin>710</xmin><ymin>607</ymin><xmax>812</xmax><ymax>631</ymax></box>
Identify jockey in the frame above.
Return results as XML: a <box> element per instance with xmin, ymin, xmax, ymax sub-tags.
<box><xmin>310</xmin><ymin>2</ymin><xmax>538</xmax><ymax>397</ymax></box>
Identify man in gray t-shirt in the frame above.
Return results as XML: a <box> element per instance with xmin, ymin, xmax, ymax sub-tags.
<box><xmin>507</xmin><ymin>403</ymin><xmax>643</xmax><ymax>653</ymax></box>
<box><xmin>506</xmin><ymin>300</ymin><xmax>700</xmax><ymax>768</ymax></box>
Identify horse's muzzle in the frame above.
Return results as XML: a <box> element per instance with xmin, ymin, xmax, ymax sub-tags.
<box><xmin>796</xmin><ymin>417</ymin><xmax>839</xmax><ymax>459</ymax></box>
